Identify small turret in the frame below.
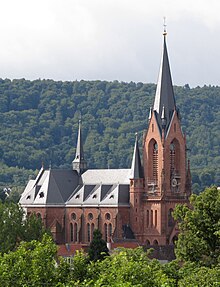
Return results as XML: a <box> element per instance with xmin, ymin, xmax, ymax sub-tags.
<box><xmin>72</xmin><ymin>120</ymin><xmax>87</xmax><ymax>174</ymax></box>
<box><xmin>130</xmin><ymin>133</ymin><xmax>143</xmax><ymax>179</ymax></box>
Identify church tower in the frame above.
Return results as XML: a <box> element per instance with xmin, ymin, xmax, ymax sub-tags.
<box><xmin>141</xmin><ymin>30</ymin><xmax>191</xmax><ymax>245</ymax></box>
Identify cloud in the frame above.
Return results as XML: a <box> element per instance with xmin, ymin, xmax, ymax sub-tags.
<box><xmin>0</xmin><ymin>0</ymin><xmax>220</xmax><ymax>86</ymax></box>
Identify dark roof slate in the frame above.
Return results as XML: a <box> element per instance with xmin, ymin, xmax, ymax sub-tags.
<box><xmin>153</xmin><ymin>34</ymin><xmax>176</xmax><ymax>134</ymax></box>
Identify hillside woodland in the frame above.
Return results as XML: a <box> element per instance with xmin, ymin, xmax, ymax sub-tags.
<box><xmin>0</xmin><ymin>79</ymin><xmax>219</xmax><ymax>197</ymax></box>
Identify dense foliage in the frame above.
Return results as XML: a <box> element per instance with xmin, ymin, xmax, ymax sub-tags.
<box><xmin>88</xmin><ymin>229</ymin><xmax>109</xmax><ymax>262</ymax></box>
<box><xmin>0</xmin><ymin>202</ymin><xmax>48</xmax><ymax>253</ymax></box>
<box><xmin>173</xmin><ymin>186</ymin><xmax>220</xmax><ymax>266</ymax></box>
<box><xmin>0</xmin><ymin>79</ymin><xmax>219</xmax><ymax>195</ymax></box>
<box><xmin>0</xmin><ymin>188</ymin><xmax>220</xmax><ymax>286</ymax></box>
<box><xmin>0</xmin><ymin>241</ymin><xmax>219</xmax><ymax>287</ymax></box>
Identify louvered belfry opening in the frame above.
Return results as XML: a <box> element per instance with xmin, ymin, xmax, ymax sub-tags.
<box><xmin>153</xmin><ymin>142</ymin><xmax>158</xmax><ymax>185</ymax></box>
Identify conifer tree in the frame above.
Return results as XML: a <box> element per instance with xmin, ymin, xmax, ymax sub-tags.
<box><xmin>88</xmin><ymin>229</ymin><xmax>109</xmax><ymax>262</ymax></box>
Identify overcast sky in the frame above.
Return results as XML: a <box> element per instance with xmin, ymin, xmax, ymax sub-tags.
<box><xmin>0</xmin><ymin>0</ymin><xmax>220</xmax><ymax>87</ymax></box>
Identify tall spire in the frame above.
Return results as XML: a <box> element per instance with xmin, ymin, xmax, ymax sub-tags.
<box><xmin>72</xmin><ymin>120</ymin><xmax>87</xmax><ymax>174</ymax></box>
<box><xmin>130</xmin><ymin>133</ymin><xmax>143</xmax><ymax>179</ymax></box>
<box><xmin>153</xmin><ymin>29</ymin><xmax>176</xmax><ymax>131</ymax></box>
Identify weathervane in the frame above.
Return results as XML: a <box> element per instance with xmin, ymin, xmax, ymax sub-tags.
<box><xmin>163</xmin><ymin>17</ymin><xmax>167</xmax><ymax>36</ymax></box>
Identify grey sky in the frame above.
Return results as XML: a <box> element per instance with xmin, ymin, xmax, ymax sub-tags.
<box><xmin>0</xmin><ymin>0</ymin><xmax>220</xmax><ymax>87</ymax></box>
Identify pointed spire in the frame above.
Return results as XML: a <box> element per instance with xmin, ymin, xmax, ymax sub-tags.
<box><xmin>72</xmin><ymin>120</ymin><xmax>87</xmax><ymax>174</ymax></box>
<box><xmin>130</xmin><ymin>133</ymin><xmax>143</xmax><ymax>179</ymax></box>
<box><xmin>153</xmin><ymin>30</ymin><xmax>176</xmax><ymax>131</ymax></box>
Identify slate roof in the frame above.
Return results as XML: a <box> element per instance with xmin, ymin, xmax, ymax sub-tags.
<box><xmin>66</xmin><ymin>169</ymin><xmax>131</xmax><ymax>207</ymax></box>
<box><xmin>130</xmin><ymin>135</ymin><xmax>143</xmax><ymax>179</ymax></box>
<box><xmin>20</xmin><ymin>168</ymin><xmax>131</xmax><ymax>207</ymax></box>
<box><xmin>20</xmin><ymin>169</ymin><xmax>79</xmax><ymax>206</ymax></box>
<box><xmin>153</xmin><ymin>34</ymin><xmax>176</xmax><ymax>134</ymax></box>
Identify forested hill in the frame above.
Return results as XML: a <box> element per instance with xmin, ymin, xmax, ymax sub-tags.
<box><xmin>0</xmin><ymin>78</ymin><xmax>219</xmax><ymax>195</ymax></box>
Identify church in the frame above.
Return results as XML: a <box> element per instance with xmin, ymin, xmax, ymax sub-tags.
<box><xmin>19</xmin><ymin>31</ymin><xmax>191</xmax><ymax>248</ymax></box>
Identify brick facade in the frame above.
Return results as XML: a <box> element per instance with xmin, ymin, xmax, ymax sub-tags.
<box><xmin>21</xmin><ymin>33</ymin><xmax>191</xmax><ymax>248</ymax></box>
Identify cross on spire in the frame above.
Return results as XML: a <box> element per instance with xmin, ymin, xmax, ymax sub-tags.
<box><xmin>163</xmin><ymin>17</ymin><xmax>167</xmax><ymax>36</ymax></box>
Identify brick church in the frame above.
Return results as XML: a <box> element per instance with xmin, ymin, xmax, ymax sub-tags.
<box><xmin>20</xmin><ymin>31</ymin><xmax>191</xmax><ymax>247</ymax></box>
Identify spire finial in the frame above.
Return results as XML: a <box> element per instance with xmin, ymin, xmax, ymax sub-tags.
<box><xmin>163</xmin><ymin>17</ymin><xmax>167</xmax><ymax>36</ymax></box>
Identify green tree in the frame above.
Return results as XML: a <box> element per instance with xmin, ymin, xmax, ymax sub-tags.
<box><xmin>0</xmin><ymin>234</ymin><xmax>70</xmax><ymax>287</ymax></box>
<box><xmin>0</xmin><ymin>202</ymin><xmax>47</xmax><ymax>254</ymax></box>
<box><xmin>88</xmin><ymin>229</ymin><xmax>109</xmax><ymax>262</ymax></box>
<box><xmin>178</xmin><ymin>262</ymin><xmax>220</xmax><ymax>287</ymax></box>
<box><xmin>173</xmin><ymin>186</ymin><xmax>220</xmax><ymax>266</ymax></box>
<box><xmin>85</xmin><ymin>247</ymin><xmax>175</xmax><ymax>287</ymax></box>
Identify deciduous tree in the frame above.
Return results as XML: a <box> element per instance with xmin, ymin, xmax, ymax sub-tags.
<box><xmin>173</xmin><ymin>186</ymin><xmax>220</xmax><ymax>266</ymax></box>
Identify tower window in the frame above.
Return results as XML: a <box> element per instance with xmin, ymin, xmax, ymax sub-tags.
<box><xmin>174</xmin><ymin>123</ymin><xmax>176</xmax><ymax>132</ymax></box>
<box><xmin>153</xmin><ymin>143</ymin><xmax>158</xmax><ymax>184</ymax></box>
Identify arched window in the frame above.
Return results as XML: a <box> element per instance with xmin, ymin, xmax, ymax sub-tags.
<box><xmin>146</xmin><ymin>239</ymin><xmax>150</xmax><ymax>245</ymax></box>
<box><xmin>148</xmin><ymin>139</ymin><xmax>158</xmax><ymax>187</ymax></box>
<box><xmin>71</xmin><ymin>213</ymin><xmax>76</xmax><ymax>220</ymax></box>
<box><xmin>168</xmin><ymin>208</ymin><xmax>174</xmax><ymax>227</ymax></box>
<box><xmin>87</xmin><ymin>223</ymin><xmax>91</xmax><ymax>242</ymax></box>
<box><xmin>109</xmin><ymin>223</ymin><xmax>112</xmax><ymax>239</ymax></box>
<box><xmin>105</xmin><ymin>213</ymin><xmax>111</xmax><ymax>220</ymax></box>
<box><xmin>88</xmin><ymin>213</ymin><xmax>93</xmax><ymax>220</ymax></box>
<box><xmin>91</xmin><ymin>223</ymin><xmax>94</xmax><ymax>241</ymax></box>
<box><xmin>36</xmin><ymin>213</ymin><xmax>42</xmax><ymax>219</ymax></box>
<box><xmin>104</xmin><ymin>223</ymin><xmax>108</xmax><ymax>242</ymax></box>
<box><xmin>146</xmin><ymin>210</ymin><xmax>149</xmax><ymax>227</ymax></box>
<box><xmin>170</xmin><ymin>139</ymin><xmax>180</xmax><ymax>176</ymax></box>
<box><xmin>151</xmin><ymin>210</ymin><xmax>153</xmax><ymax>227</ymax></box>
<box><xmin>153</xmin><ymin>239</ymin><xmax>158</xmax><ymax>245</ymax></box>
<box><xmin>70</xmin><ymin>223</ymin><xmax>73</xmax><ymax>242</ymax></box>
<box><xmin>74</xmin><ymin>223</ymin><xmax>77</xmax><ymax>242</ymax></box>
<box><xmin>153</xmin><ymin>142</ymin><xmax>158</xmax><ymax>184</ymax></box>
<box><xmin>155</xmin><ymin>210</ymin><xmax>157</xmax><ymax>227</ymax></box>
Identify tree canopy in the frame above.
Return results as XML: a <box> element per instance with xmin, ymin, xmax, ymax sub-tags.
<box><xmin>0</xmin><ymin>79</ymin><xmax>219</xmax><ymax>195</ymax></box>
<box><xmin>173</xmin><ymin>186</ymin><xmax>220</xmax><ymax>266</ymax></box>
<box><xmin>0</xmin><ymin>202</ymin><xmax>48</xmax><ymax>254</ymax></box>
<box><xmin>88</xmin><ymin>229</ymin><xmax>109</xmax><ymax>262</ymax></box>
